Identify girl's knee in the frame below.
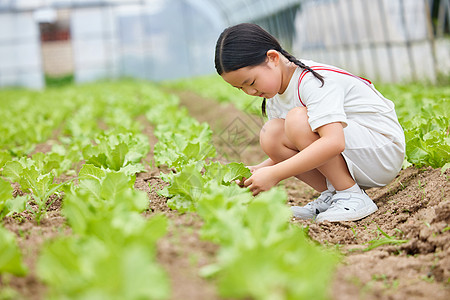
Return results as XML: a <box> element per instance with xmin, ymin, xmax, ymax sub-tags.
<box><xmin>285</xmin><ymin>107</ymin><xmax>318</xmax><ymax>149</ymax></box>
<box><xmin>285</xmin><ymin>107</ymin><xmax>309</xmax><ymax>128</ymax></box>
<box><xmin>260</xmin><ymin>118</ymin><xmax>300</xmax><ymax>162</ymax></box>
<box><xmin>260</xmin><ymin>119</ymin><xmax>285</xmax><ymax>149</ymax></box>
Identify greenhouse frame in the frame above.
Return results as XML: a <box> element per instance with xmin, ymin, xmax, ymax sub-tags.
<box><xmin>0</xmin><ymin>0</ymin><xmax>449</xmax><ymax>89</ymax></box>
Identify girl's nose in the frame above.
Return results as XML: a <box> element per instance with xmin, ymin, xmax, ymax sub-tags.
<box><xmin>243</xmin><ymin>87</ymin><xmax>258</xmax><ymax>96</ymax></box>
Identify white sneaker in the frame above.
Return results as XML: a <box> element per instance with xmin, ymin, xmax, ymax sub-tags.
<box><xmin>315</xmin><ymin>192</ymin><xmax>378</xmax><ymax>222</ymax></box>
<box><xmin>291</xmin><ymin>191</ymin><xmax>335</xmax><ymax>220</ymax></box>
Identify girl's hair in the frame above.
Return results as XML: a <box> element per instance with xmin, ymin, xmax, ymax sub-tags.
<box><xmin>215</xmin><ymin>23</ymin><xmax>324</xmax><ymax>116</ymax></box>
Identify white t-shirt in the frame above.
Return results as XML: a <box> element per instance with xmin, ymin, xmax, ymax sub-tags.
<box><xmin>266</xmin><ymin>60</ymin><xmax>405</xmax><ymax>145</ymax></box>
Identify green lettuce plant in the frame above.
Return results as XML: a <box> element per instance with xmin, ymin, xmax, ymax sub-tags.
<box><xmin>0</xmin><ymin>225</ymin><xmax>27</xmax><ymax>276</ymax></box>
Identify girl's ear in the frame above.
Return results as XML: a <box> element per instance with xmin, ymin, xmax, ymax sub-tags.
<box><xmin>266</xmin><ymin>50</ymin><xmax>280</xmax><ymax>65</ymax></box>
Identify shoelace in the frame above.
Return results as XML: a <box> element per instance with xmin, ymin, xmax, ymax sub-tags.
<box><xmin>308</xmin><ymin>194</ymin><xmax>333</xmax><ymax>212</ymax></box>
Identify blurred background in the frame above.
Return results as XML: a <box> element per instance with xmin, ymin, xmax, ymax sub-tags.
<box><xmin>0</xmin><ymin>0</ymin><xmax>448</xmax><ymax>89</ymax></box>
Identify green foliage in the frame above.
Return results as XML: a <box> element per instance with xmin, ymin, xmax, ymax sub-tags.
<box><xmin>0</xmin><ymin>81</ymin><xmax>171</xmax><ymax>298</ymax></box>
<box><xmin>0</xmin><ymin>178</ymin><xmax>27</xmax><ymax>219</ymax></box>
<box><xmin>149</xmin><ymin>85</ymin><xmax>339</xmax><ymax>299</ymax></box>
<box><xmin>401</xmin><ymin>101</ymin><xmax>449</xmax><ymax>168</ymax></box>
<box><xmin>0</xmin><ymin>150</ymin><xmax>12</xmax><ymax>169</ymax></box>
<box><xmin>82</xmin><ymin>132</ymin><xmax>149</xmax><ymax>175</ymax></box>
<box><xmin>37</xmin><ymin>220</ymin><xmax>169</xmax><ymax>300</ymax></box>
<box><xmin>2</xmin><ymin>158</ymin><xmax>71</xmax><ymax>224</ymax></box>
<box><xmin>63</xmin><ymin>165</ymin><xmax>149</xmax><ymax>235</ymax></box>
<box><xmin>204</xmin><ymin>161</ymin><xmax>252</xmax><ymax>184</ymax></box>
<box><xmin>377</xmin><ymin>82</ymin><xmax>450</xmax><ymax>168</ymax></box>
<box><xmin>215</xmin><ymin>229</ymin><xmax>336</xmax><ymax>300</ymax></box>
<box><xmin>159</xmin><ymin>161</ymin><xmax>252</xmax><ymax>213</ymax></box>
<box><xmin>37</xmin><ymin>164</ymin><xmax>170</xmax><ymax>299</ymax></box>
<box><xmin>197</xmin><ymin>187</ymin><xmax>338</xmax><ymax>300</ymax></box>
<box><xmin>362</xmin><ymin>226</ymin><xmax>408</xmax><ymax>252</ymax></box>
<box><xmin>45</xmin><ymin>74</ymin><xmax>74</xmax><ymax>87</ymax></box>
<box><xmin>163</xmin><ymin>75</ymin><xmax>261</xmax><ymax>113</ymax></box>
<box><xmin>0</xmin><ymin>225</ymin><xmax>27</xmax><ymax>276</ymax></box>
<box><xmin>0</xmin><ymin>79</ymin><xmax>343</xmax><ymax>299</ymax></box>
<box><xmin>168</xmin><ymin>76</ymin><xmax>450</xmax><ymax>169</ymax></box>
<box><xmin>152</xmin><ymin>112</ymin><xmax>216</xmax><ymax>171</ymax></box>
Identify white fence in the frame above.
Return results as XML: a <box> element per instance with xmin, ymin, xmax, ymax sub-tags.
<box><xmin>292</xmin><ymin>0</ymin><xmax>450</xmax><ymax>83</ymax></box>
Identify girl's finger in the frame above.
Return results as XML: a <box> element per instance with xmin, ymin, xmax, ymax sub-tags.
<box><xmin>234</xmin><ymin>177</ymin><xmax>247</xmax><ymax>187</ymax></box>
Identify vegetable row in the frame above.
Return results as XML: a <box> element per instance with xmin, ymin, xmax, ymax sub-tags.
<box><xmin>166</xmin><ymin>76</ymin><xmax>450</xmax><ymax>170</ymax></box>
<box><xmin>1</xmin><ymin>81</ymin><xmax>337</xmax><ymax>300</ymax></box>
<box><xmin>1</xmin><ymin>82</ymin><xmax>171</xmax><ymax>299</ymax></box>
<box><xmin>149</xmin><ymin>86</ymin><xmax>338</xmax><ymax>300</ymax></box>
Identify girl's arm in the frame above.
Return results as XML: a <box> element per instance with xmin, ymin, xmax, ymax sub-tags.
<box><xmin>249</xmin><ymin>158</ymin><xmax>275</xmax><ymax>171</ymax></box>
<box><xmin>244</xmin><ymin>122</ymin><xmax>345</xmax><ymax>195</ymax></box>
<box><xmin>273</xmin><ymin>122</ymin><xmax>344</xmax><ymax>179</ymax></box>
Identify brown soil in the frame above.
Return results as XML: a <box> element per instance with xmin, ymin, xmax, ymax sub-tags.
<box><xmin>1</xmin><ymin>90</ymin><xmax>449</xmax><ymax>300</ymax></box>
<box><xmin>175</xmin><ymin>90</ymin><xmax>450</xmax><ymax>300</ymax></box>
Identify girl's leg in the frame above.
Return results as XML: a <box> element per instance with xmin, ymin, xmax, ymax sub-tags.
<box><xmin>283</xmin><ymin>107</ymin><xmax>356</xmax><ymax>191</ymax></box>
<box><xmin>260</xmin><ymin>116</ymin><xmax>336</xmax><ymax>220</ymax></box>
<box><xmin>259</xmin><ymin>118</ymin><xmax>328</xmax><ymax>191</ymax></box>
<box><xmin>283</xmin><ymin>107</ymin><xmax>378</xmax><ymax>222</ymax></box>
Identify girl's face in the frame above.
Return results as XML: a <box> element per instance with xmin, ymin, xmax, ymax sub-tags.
<box><xmin>221</xmin><ymin>52</ymin><xmax>283</xmax><ymax>99</ymax></box>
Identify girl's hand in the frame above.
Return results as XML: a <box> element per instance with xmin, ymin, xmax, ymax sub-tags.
<box><xmin>235</xmin><ymin>165</ymin><xmax>258</xmax><ymax>187</ymax></box>
<box><xmin>247</xmin><ymin>165</ymin><xmax>258</xmax><ymax>174</ymax></box>
<box><xmin>244</xmin><ymin>166</ymin><xmax>281</xmax><ymax>196</ymax></box>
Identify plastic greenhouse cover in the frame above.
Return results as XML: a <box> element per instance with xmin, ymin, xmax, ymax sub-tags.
<box><xmin>3</xmin><ymin>0</ymin><xmax>300</xmax><ymax>21</ymax></box>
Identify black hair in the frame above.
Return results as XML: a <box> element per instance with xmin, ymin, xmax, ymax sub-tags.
<box><xmin>215</xmin><ymin>23</ymin><xmax>324</xmax><ymax>116</ymax></box>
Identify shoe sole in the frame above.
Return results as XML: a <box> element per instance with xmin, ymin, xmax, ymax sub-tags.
<box><xmin>315</xmin><ymin>203</ymin><xmax>378</xmax><ymax>222</ymax></box>
<box><xmin>290</xmin><ymin>207</ymin><xmax>316</xmax><ymax>220</ymax></box>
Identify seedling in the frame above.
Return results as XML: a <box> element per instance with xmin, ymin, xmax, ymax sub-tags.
<box><xmin>351</xmin><ymin>225</ymin><xmax>358</xmax><ymax>239</ymax></box>
<box><xmin>362</xmin><ymin>226</ymin><xmax>408</xmax><ymax>252</ymax></box>
<box><xmin>422</xmin><ymin>274</ymin><xmax>435</xmax><ymax>283</ymax></box>
<box><xmin>2</xmin><ymin>161</ymin><xmax>75</xmax><ymax>224</ymax></box>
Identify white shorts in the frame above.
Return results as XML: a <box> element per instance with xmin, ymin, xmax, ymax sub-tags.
<box><xmin>341</xmin><ymin>120</ymin><xmax>405</xmax><ymax>189</ymax></box>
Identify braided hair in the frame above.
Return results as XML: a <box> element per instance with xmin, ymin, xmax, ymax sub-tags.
<box><xmin>215</xmin><ymin>23</ymin><xmax>324</xmax><ymax>116</ymax></box>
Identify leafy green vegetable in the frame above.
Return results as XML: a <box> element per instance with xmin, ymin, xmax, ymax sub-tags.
<box><xmin>37</xmin><ymin>227</ymin><xmax>169</xmax><ymax>300</ymax></box>
<box><xmin>0</xmin><ymin>81</ymin><xmax>176</xmax><ymax>296</ymax></box>
<box><xmin>82</xmin><ymin>132</ymin><xmax>149</xmax><ymax>175</ymax></box>
<box><xmin>163</xmin><ymin>75</ymin><xmax>260</xmax><ymax>113</ymax></box>
<box><xmin>0</xmin><ymin>150</ymin><xmax>12</xmax><ymax>169</ymax></box>
<box><xmin>39</xmin><ymin>162</ymin><xmax>170</xmax><ymax>299</ymax></box>
<box><xmin>0</xmin><ymin>225</ymin><xmax>27</xmax><ymax>276</ymax></box>
<box><xmin>2</xmin><ymin>160</ymin><xmax>71</xmax><ymax>224</ymax></box>
<box><xmin>160</xmin><ymin>162</ymin><xmax>252</xmax><ymax>213</ymax></box>
<box><xmin>167</xmin><ymin>76</ymin><xmax>450</xmax><ymax>169</ymax></box>
<box><xmin>197</xmin><ymin>188</ymin><xmax>338</xmax><ymax>300</ymax></box>
<box><xmin>64</xmin><ymin>164</ymin><xmax>148</xmax><ymax>222</ymax></box>
<box><xmin>378</xmin><ymin>82</ymin><xmax>449</xmax><ymax>168</ymax></box>
<box><xmin>149</xmin><ymin>80</ymin><xmax>339</xmax><ymax>300</ymax></box>
<box><xmin>0</xmin><ymin>178</ymin><xmax>27</xmax><ymax>219</ymax></box>
<box><xmin>153</xmin><ymin>121</ymin><xmax>216</xmax><ymax>171</ymax></box>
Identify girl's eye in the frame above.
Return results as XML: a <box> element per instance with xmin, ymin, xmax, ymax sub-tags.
<box><xmin>250</xmin><ymin>80</ymin><xmax>255</xmax><ymax>86</ymax></box>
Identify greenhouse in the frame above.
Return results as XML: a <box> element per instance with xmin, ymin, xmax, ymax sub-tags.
<box><xmin>0</xmin><ymin>1</ymin><xmax>449</xmax><ymax>300</ymax></box>
<box><xmin>0</xmin><ymin>0</ymin><xmax>449</xmax><ymax>88</ymax></box>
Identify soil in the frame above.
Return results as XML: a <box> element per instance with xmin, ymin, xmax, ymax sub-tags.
<box><xmin>1</xmin><ymin>90</ymin><xmax>449</xmax><ymax>300</ymax></box>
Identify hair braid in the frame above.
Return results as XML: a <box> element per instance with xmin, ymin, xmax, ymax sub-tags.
<box><xmin>279</xmin><ymin>49</ymin><xmax>324</xmax><ymax>86</ymax></box>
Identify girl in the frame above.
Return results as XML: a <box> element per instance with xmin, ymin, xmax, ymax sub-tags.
<box><xmin>214</xmin><ymin>23</ymin><xmax>405</xmax><ymax>222</ymax></box>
